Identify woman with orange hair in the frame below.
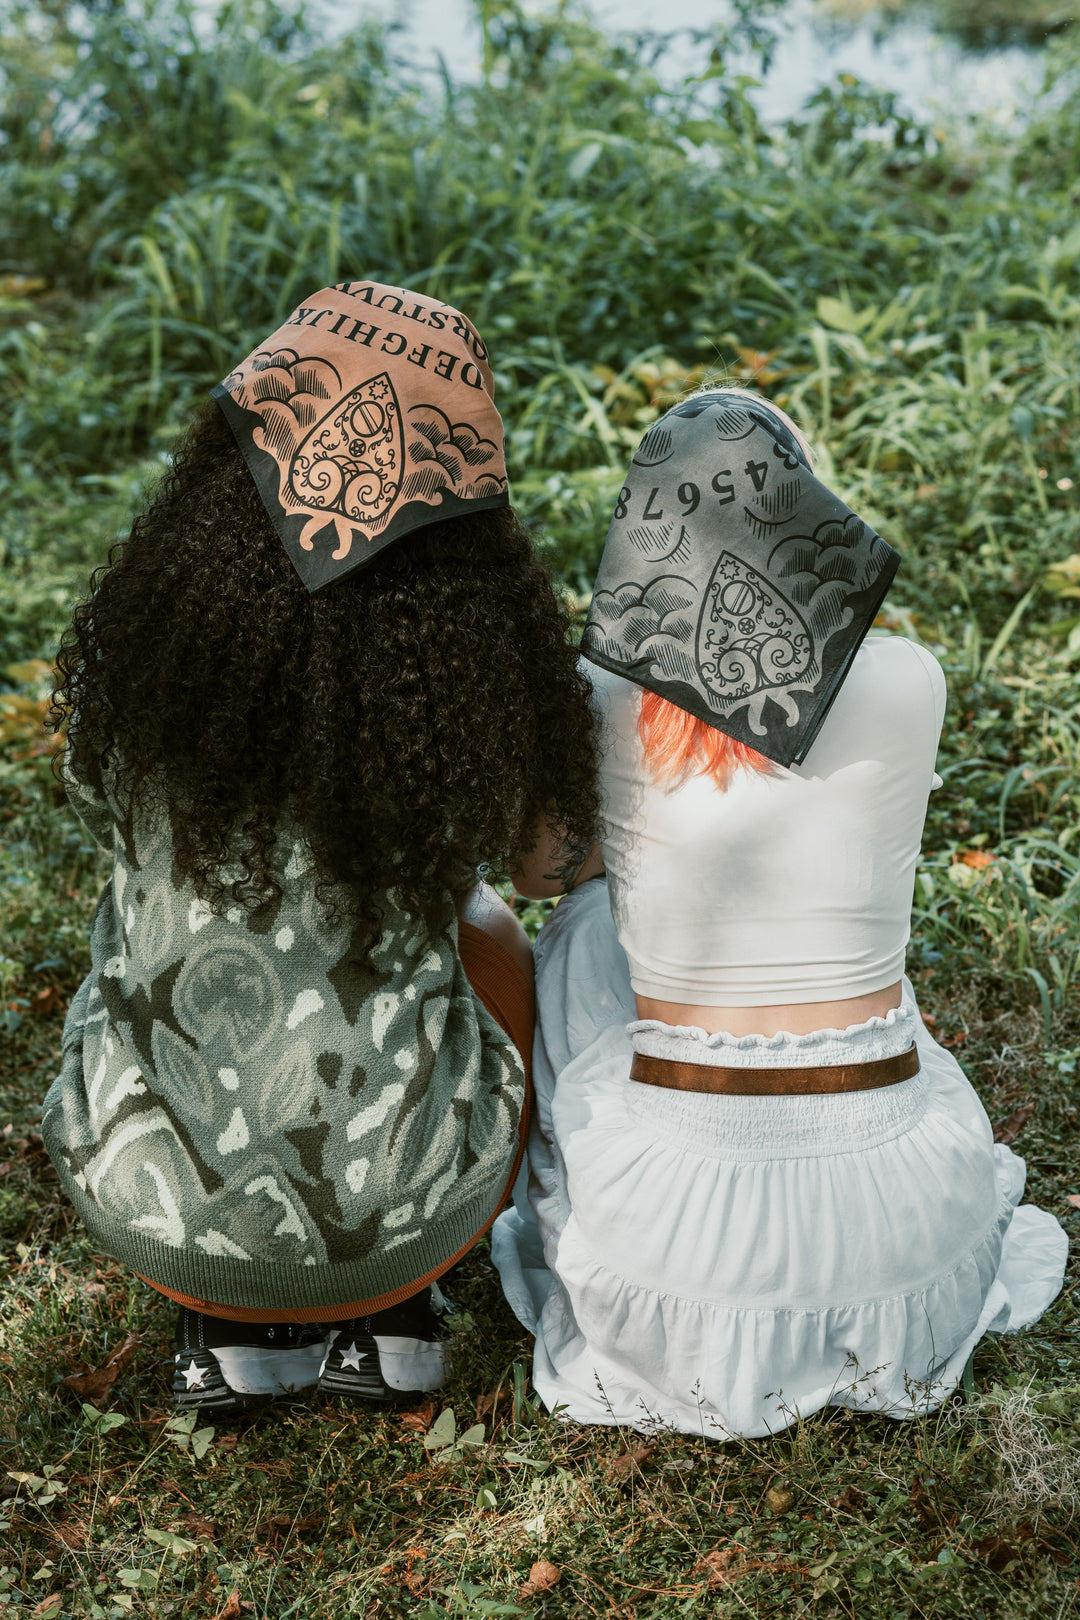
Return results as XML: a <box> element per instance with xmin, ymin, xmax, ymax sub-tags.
<box><xmin>495</xmin><ymin>389</ymin><xmax>1067</xmax><ymax>1439</ymax></box>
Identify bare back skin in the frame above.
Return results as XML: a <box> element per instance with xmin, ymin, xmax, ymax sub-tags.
<box><xmin>633</xmin><ymin>985</ymin><xmax>902</xmax><ymax>1038</ymax></box>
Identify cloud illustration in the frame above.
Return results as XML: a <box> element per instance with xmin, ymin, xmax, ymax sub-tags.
<box><xmin>768</xmin><ymin>514</ymin><xmax>894</xmax><ymax>644</ymax></box>
<box><xmin>584</xmin><ymin>577</ymin><xmax>699</xmax><ymax>684</ymax></box>
<box><xmin>401</xmin><ymin>404</ymin><xmax>507</xmax><ymax>503</ymax></box>
<box><xmin>219</xmin><ymin>347</ymin><xmax>343</xmax><ymax>457</ymax></box>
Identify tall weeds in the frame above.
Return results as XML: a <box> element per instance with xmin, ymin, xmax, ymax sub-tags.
<box><xmin>2</xmin><ymin>0</ymin><xmax>1079</xmax><ymax>999</ymax></box>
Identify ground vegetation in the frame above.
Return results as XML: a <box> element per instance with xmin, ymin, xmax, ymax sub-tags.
<box><xmin>1</xmin><ymin>2</ymin><xmax>1079</xmax><ymax>1614</ymax></box>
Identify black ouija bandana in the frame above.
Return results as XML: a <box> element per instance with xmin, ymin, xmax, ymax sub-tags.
<box><xmin>212</xmin><ymin>280</ymin><xmax>509</xmax><ymax>592</ymax></box>
<box><xmin>581</xmin><ymin>391</ymin><xmax>899</xmax><ymax>768</ymax></box>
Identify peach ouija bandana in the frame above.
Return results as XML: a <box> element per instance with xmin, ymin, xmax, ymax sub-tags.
<box><xmin>212</xmin><ymin>280</ymin><xmax>509</xmax><ymax>591</ymax></box>
<box><xmin>582</xmin><ymin>392</ymin><xmax>899</xmax><ymax>768</ymax></box>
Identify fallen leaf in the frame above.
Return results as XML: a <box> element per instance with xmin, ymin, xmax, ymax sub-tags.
<box><xmin>832</xmin><ymin>1484</ymin><xmax>867</xmax><ymax>1514</ymax></box>
<box><xmin>32</xmin><ymin>986</ymin><xmax>64</xmax><ymax>1016</ymax></box>
<box><xmin>207</xmin><ymin>1592</ymin><xmax>242</xmax><ymax>1620</ymax></box>
<box><xmin>908</xmin><ymin>1478</ymin><xmax>941</xmax><ymax>1530</ymax></box>
<box><xmin>765</xmin><ymin>1484</ymin><xmax>796</xmax><ymax>1514</ymax></box>
<box><xmin>184</xmin><ymin>1512</ymin><xmax>218</xmax><ymax>1540</ymax></box>
<box><xmin>942</xmin><ymin>1030</ymin><xmax>968</xmax><ymax>1048</ymax></box>
<box><xmin>994</xmin><ymin>1102</ymin><xmax>1035</xmax><ymax>1145</ymax></box>
<box><xmin>973</xmin><ymin>1522</ymin><xmax>1036</xmax><ymax>1571</ymax></box>
<box><xmin>268</xmin><ymin>1513</ymin><xmax>321</xmax><ymax>1536</ymax></box>
<box><xmin>31</xmin><ymin>1597</ymin><xmax>63</xmax><ymax>1618</ymax></box>
<box><xmin>1066</xmin><ymin>1194</ymin><xmax>1080</xmax><ymax>1209</ymax></box>
<box><xmin>400</xmin><ymin>1399</ymin><xmax>437</xmax><ymax>1433</ymax></box>
<box><xmin>519</xmin><ymin>1560</ymin><xmax>560</xmax><ymax>1599</ymax></box>
<box><xmin>694</xmin><ymin>1546</ymin><xmax>740</xmax><ymax>1587</ymax></box>
<box><xmin>958</xmin><ymin>850</ymin><xmax>996</xmax><ymax>869</ymax></box>
<box><xmin>62</xmin><ymin>1333</ymin><xmax>139</xmax><ymax>1402</ymax></box>
<box><xmin>916</xmin><ymin>483</ymin><xmax>940</xmax><ymax>499</ymax></box>
<box><xmin>973</xmin><ymin>1534</ymin><xmax>1023</xmax><ymax>1571</ymax></box>
<box><xmin>922</xmin><ymin>1012</ymin><xmax>938</xmax><ymax>1031</ymax></box>
<box><xmin>403</xmin><ymin>1547</ymin><xmax>431</xmax><ymax>1597</ymax></box>
<box><xmin>608</xmin><ymin>1440</ymin><xmax>656</xmax><ymax>1480</ymax></box>
<box><xmin>476</xmin><ymin>1389</ymin><xmax>510</xmax><ymax>1421</ymax></box>
<box><xmin>213</xmin><ymin>1434</ymin><xmax>238</xmax><ymax>1453</ymax></box>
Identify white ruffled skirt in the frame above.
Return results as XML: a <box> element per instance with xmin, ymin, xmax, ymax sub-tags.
<box><xmin>491</xmin><ymin>881</ymin><xmax>1068</xmax><ymax>1438</ymax></box>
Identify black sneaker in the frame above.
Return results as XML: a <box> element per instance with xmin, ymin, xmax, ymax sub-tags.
<box><xmin>172</xmin><ymin>1307</ymin><xmax>330</xmax><ymax>1413</ymax></box>
<box><xmin>318</xmin><ymin>1283</ymin><xmax>452</xmax><ymax>1401</ymax></box>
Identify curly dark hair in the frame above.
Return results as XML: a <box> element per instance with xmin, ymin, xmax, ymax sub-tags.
<box><xmin>52</xmin><ymin>403</ymin><xmax>598</xmax><ymax>959</ymax></box>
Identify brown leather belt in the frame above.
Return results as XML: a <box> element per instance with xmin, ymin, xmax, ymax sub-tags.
<box><xmin>629</xmin><ymin>1043</ymin><xmax>920</xmax><ymax>1096</ymax></box>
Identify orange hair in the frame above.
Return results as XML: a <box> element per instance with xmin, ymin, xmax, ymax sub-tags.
<box><xmin>638</xmin><ymin>690</ymin><xmax>774</xmax><ymax>789</ymax></box>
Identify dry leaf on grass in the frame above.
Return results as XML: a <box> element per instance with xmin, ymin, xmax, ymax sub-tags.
<box><xmin>694</xmin><ymin>1546</ymin><xmax>741</xmax><ymax>1587</ymax></box>
<box><xmin>54</xmin><ymin>1523</ymin><xmax>89</xmax><ymax>1550</ymax></box>
<box><xmin>476</xmin><ymin>1388</ymin><xmax>510</xmax><ymax>1421</ymax></box>
<box><xmin>1065</xmin><ymin>1194</ymin><xmax>1080</xmax><ymax>1209</ymax></box>
<box><xmin>970</xmin><ymin>1522</ymin><xmax>1067</xmax><ymax>1571</ymax></box>
<box><xmin>400</xmin><ymin>1399</ymin><xmax>437</xmax><ymax>1433</ymax></box>
<box><xmin>213</xmin><ymin>1434</ymin><xmax>238</xmax><ymax>1453</ymax></box>
<box><xmin>608</xmin><ymin>1440</ymin><xmax>656</xmax><ymax>1480</ymax></box>
<box><xmin>207</xmin><ymin>1592</ymin><xmax>242</xmax><ymax>1620</ymax></box>
<box><xmin>832</xmin><ymin>1484</ymin><xmax>867</xmax><ymax>1514</ymax></box>
<box><xmin>518</xmin><ymin>1560</ymin><xmax>560</xmax><ymax>1599</ymax></box>
<box><xmin>765</xmin><ymin>1483</ymin><xmax>796</xmax><ymax>1514</ymax></box>
<box><xmin>994</xmin><ymin>1102</ymin><xmax>1035</xmax><ymax>1145</ymax></box>
<box><xmin>183</xmin><ymin>1512</ymin><xmax>218</xmax><ymax>1540</ymax></box>
<box><xmin>268</xmin><ymin>1513</ymin><xmax>322</xmax><ymax>1536</ymax></box>
<box><xmin>61</xmin><ymin>1333</ymin><xmax>139</xmax><ymax>1401</ymax></box>
<box><xmin>2</xmin><ymin>1132</ymin><xmax>57</xmax><ymax>1184</ymax></box>
<box><xmin>403</xmin><ymin>1548</ymin><xmax>431</xmax><ymax>1597</ymax></box>
<box><xmin>973</xmin><ymin>1527</ymin><xmax>1032</xmax><ymax>1571</ymax></box>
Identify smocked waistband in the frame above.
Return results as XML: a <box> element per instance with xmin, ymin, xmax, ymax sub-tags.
<box><xmin>629</xmin><ymin>996</ymin><xmax>917</xmax><ymax>1070</ymax></box>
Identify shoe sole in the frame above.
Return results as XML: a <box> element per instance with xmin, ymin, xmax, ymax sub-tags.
<box><xmin>317</xmin><ymin>1330</ymin><xmax>391</xmax><ymax>1400</ymax></box>
<box><xmin>172</xmin><ymin>1350</ymin><xmax>274</xmax><ymax>1414</ymax></box>
<box><xmin>173</xmin><ymin>1343</ymin><xmax>327</xmax><ymax>1412</ymax></box>
<box><xmin>316</xmin><ymin>1331</ymin><xmax>450</xmax><ymax>1401</ymax></box>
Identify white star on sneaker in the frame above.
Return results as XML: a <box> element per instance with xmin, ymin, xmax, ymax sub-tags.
<box><xmin>338</xmin><ymin>1342</ymin><xmax>366</xmax><ymax>1372</ymax></box>
<box><xmin>181</xmin><ymin>1359</ymin><xmax>207</xmax><ymax>1391</ymax></box>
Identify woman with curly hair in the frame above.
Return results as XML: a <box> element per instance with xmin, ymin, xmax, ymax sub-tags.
<box><xmin>43</xmin><ymin>281</ymin><xmax>599</xmax><ymax>1413</ymax></box>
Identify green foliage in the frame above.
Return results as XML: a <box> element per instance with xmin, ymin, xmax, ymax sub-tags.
<box><xmin>1</xmin><ymin>2</ymin><xmax>1079</xmax><ymax>1615</ymax></box>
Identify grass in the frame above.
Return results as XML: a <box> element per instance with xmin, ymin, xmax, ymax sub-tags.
<box><xmin>2</xmin><ymin>0</ymin><xmax>1080</xmax><ymax>1613</ymax></box>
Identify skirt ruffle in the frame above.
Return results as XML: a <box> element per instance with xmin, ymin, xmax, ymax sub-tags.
<box><xmin>491</xmin><ymin>881</ymin><xmax>1068</xmax><ymax>1438</ymax></box>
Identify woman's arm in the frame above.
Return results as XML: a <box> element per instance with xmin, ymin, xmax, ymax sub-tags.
<box><xmin>511</xmin><ymin>818</ymin><xmax>604</xmax><ymax>900</ymax></box>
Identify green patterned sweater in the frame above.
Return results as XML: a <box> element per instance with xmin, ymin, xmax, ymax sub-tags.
<box><xmin>41</xmin><ymin>773</ymin><xmax>526</xmax><ymax>1311</ymax></box>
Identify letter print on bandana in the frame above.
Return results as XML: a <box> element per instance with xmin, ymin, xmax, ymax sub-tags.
<box><xmin>212</xmin><ymin>282</ymin><xmax>509</xmax><ymax>591</ymax></box>
<box><xmin>582</xmin><ymin>392</ymin><xmax>899</xmax><ymax>767</ymax></box>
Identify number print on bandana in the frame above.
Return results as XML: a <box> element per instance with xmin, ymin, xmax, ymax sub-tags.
<box><xmin>696</xmin><ymin>552</ymin><xmax>811</xmax><ymax>711</ymax></box>
<box><xmin>288</xmin><ymin>372</ymin><xmax>404</xmax><ymax>558</ymax></box>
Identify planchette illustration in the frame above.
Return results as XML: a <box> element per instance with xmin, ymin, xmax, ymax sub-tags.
<box><xmin>287</xmin><ymin>372</ymin><xmax>405</xmax><ymax>559</ymax></box>
<box><xmin>696</xmin><ymin>551</ymin><xmax>813</xmax><ymax>710</ymax></box>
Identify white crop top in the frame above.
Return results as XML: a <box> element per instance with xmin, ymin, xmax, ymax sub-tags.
<box><xmin>588</xmin><ymin>636</ymin><xmax>946</xmax><ymax>1007</ymax></box>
